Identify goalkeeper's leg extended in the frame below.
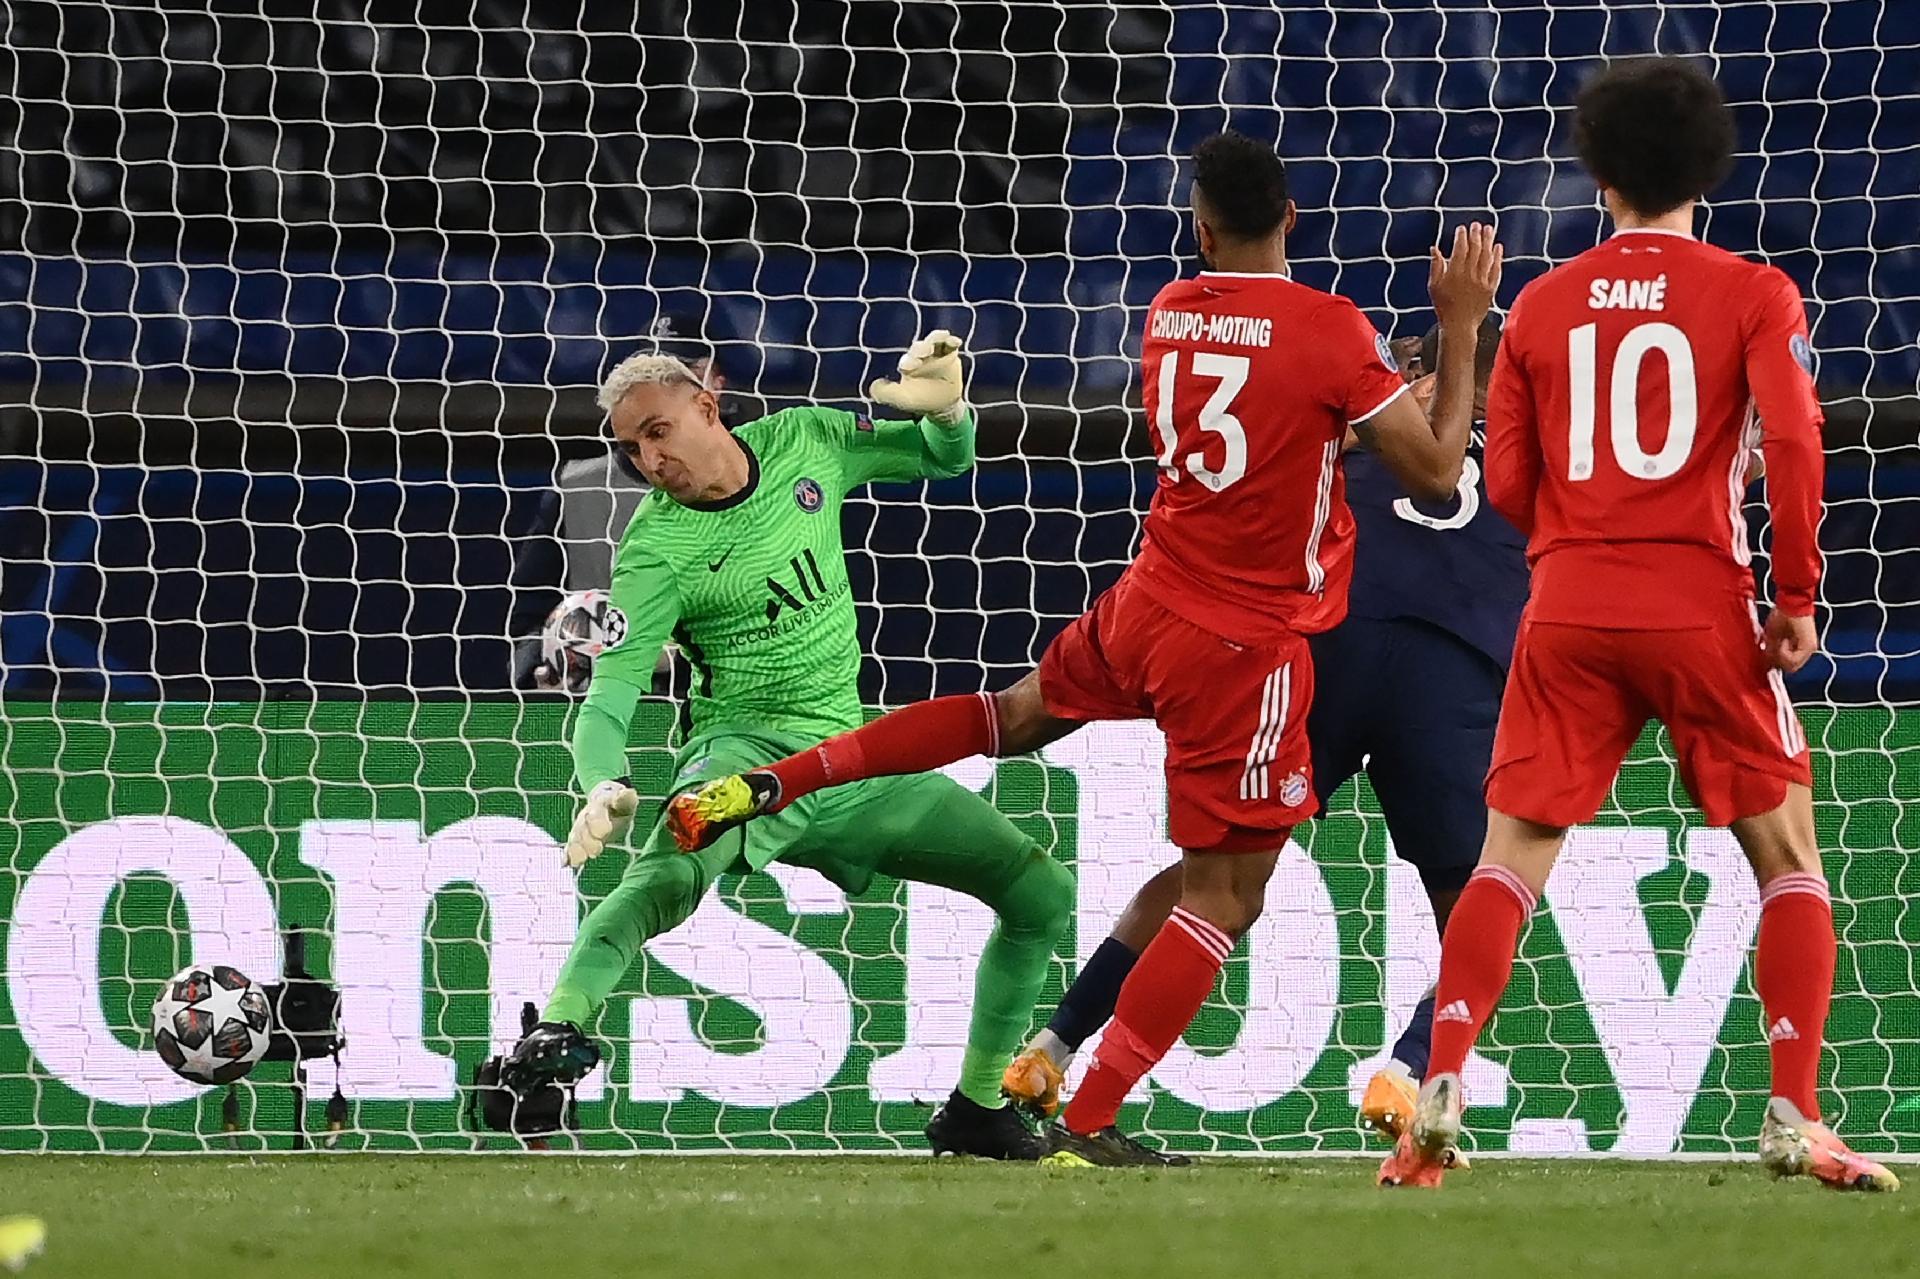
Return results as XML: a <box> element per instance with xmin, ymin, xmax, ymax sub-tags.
<box><xmin>794</xmin><ymin>772</ymin><xmax>1074</xmax><ymax>1159</ymax></box>
<box><xmin>507</xmin><ymin>733</ymin><xmax>798</xmax><ymax>1090</ymax></box>
<box><xmin>512</xmin><ymin>733</ymin><xmax>1073</xmax><ymax>1164</ymax></box>
<box><xmin>505</xmin><ymin>822</ymin><xmax>735</xmax><ymax>1091</ymax></box>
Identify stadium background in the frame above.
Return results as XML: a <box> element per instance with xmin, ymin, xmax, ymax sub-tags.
<box><xmin>1</xmin><ymin>1</ymin><xmax>1915</xmax><ymax>1156</ymax></box>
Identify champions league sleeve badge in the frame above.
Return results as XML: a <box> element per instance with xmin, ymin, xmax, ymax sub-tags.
<box><xmin>1789</xmin><ymin>332</ymin><xmax>1815</xmax><ymax>376</ymax></box>
<box><xmin>601</xmin><ymin>604</ymin><xmax>629</xmax><ymax>649</ymax></box>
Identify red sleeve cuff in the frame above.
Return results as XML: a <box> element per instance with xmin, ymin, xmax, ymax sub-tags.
<box><xmin>1774</xmin><ymin>587</ymin><xmax>1817</xmax><ymax>618</ymax></box>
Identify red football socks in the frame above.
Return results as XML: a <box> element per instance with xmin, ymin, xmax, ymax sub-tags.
<box><xmin>761</xmin><ymin>691</ymin><xmax>1001</xmax><ymax>809</ymax></box>
<box><xmin>1425</xmin><ymin>865</ymin><xmax>1537</xmax><ymax>1081</ymax></box>
<box><xmin>1754</xmin><ymin>870</ymin><xmax>1835</xmax><ymax>1119</ymax></box>
<box><xmin>1062</xmin><ymin>907</ymin><xmax>1231</xmax><ymax>1134</ymax></box>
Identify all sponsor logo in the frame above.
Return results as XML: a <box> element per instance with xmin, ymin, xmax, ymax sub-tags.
<box><xmin>765</xmin><ymin>550</ymin><xmax>830</xmax><ymax>623</ymax></box>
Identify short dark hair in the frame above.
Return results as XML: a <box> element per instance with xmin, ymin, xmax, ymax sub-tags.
<box><xmin>1573</xmin><ymin>58</ymin><xmax>1735</xmax><ymax>217</ymax></box>
<box><xmin>1419</xmin><ymin>315</ymin><xmax>1504</xmax><ymax>388</ymax></box>
<box><xmin>1191</xmin><ymin>131</ymin><xmax>1291</xmax><ymax>239</ymax></box>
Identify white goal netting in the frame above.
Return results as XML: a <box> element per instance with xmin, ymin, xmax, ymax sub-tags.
<box><xmin>0</xmin><ymin>1</ymin><xmax>1914</xmax><ymax>1155</ymax></box>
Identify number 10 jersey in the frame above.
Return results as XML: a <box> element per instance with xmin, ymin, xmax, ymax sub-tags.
<box><xmin>1484</xmin><ymin>229</ymin><xmax>1825</xmax><ymax>629</ymax></box>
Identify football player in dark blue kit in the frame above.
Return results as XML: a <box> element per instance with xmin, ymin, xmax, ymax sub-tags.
<box><xmin>1000</xmin><ymin>319</ymin><xmax>1527</xmax><ymax>1156</ymax></box>
<box><xmin>1326</xmin><ymin>316</ymin><xmax>1527</xmax><ymax>1142</ymax></box>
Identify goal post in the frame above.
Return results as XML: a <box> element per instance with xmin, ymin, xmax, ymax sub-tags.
<box><xmin>0</xmin><ymin>3</ymin><xmax>1914</xmax><ymax>1155</ymax></box>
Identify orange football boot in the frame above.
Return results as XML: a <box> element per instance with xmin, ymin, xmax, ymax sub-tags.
<box><xmin>1002</xmin><ymin>1047</ymin><xmax>1066</xmax><ymax>1118</ymax></box>
<box><xmin>1377</xmin><ymin>1129</ymin><xmax>1447</xmax><ymax>1188</ymax></box>
<box><xmin>1360</xmin><ymin>1068</ymin><xmax>1418</xmax><ymax>1142</ymax></box>
<box><xmin>1760</xmin><ymin>1099</ymin><xmax>1900</xmax><ymax>1193</ymax></box>
<box><xmin>1363</xmin><ymin>1067</ymin><xmax>1470</xmax><ymax>1169</ymax></box>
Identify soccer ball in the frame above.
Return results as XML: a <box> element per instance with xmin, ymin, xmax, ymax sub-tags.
<box><xmin>538</xmin><ymin>589</ymin><xmax>628</xmax><ymax>693</ymax></box>
<box><xmin>150</xmin><ymin>964</ymin><xmax>273</xmax><ymax>1085</ymax></box>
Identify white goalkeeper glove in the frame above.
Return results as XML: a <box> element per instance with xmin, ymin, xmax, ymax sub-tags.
<box><xmin>869</xmin><ymin>329</ymin><xmax>967</xmax><ymax>426</ymax></box>
<box><xmin>563</xmin><ymin>779</ymin><xmax>640</xmax><ymax>868</ymax></box>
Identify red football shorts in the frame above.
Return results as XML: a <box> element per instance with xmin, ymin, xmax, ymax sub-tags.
<box><xmin>1038</xmin><ymin>570</ymin><xmax>1318</xmax><ymax>852</ymax></box>
<box><xmin>1486</xmin><ymin>602</ymin><xmax>1812</xmax><ymax>828</ymax></box>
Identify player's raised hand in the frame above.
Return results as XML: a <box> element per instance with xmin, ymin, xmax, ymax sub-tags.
<box><xmin>563</xmin><ymin>778</ymin><xmax>640</xmax><ymax>868</ymax></box>
<box><xmin>1762</xmin><ymin>608</ymin><xmax>1819</xmax><ymax>674</ymax></box>
<box><xmin>870</xmin><ymin>329</ymin><xmax>967</xmax><ymax>424</ymax></box>
<box><xmin>1429</xmin><ymin>222</ymin><xmax>1504</xmax><ymax>326</ymax></box>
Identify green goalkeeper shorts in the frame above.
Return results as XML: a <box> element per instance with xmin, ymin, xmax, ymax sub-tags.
<box><xmin>625</xmin><ymin>726</ymin><xmax>1044</xmax><ymax>896</ymax></box>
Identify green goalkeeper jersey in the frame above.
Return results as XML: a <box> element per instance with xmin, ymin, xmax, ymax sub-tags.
<box><xmin>570</xmin><ymin>404</ymin><xmax>977</xmax><ymax>792</ymax></box>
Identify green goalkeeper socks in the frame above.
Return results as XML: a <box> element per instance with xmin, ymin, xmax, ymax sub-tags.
<box><xmin>957</xmin><ymin>1044</ymin><xmax>1012</xmax><ymax>1109</ymax></box>
<box><xmin>544</xmin><ymin>986</ymin><xmax>593</xmax><ymax>1028</ymax></box>
<box><xmin>952</xmin><ymin>852</ymin><xmax>1076</xmax><ymax>1109</ymax></box>
<box><xmin>543</xmin><ymin>847</ymin><xmax>717</xmax><ymax>1027</ymax></box>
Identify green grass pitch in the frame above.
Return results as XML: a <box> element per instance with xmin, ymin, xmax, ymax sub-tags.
<box><xmin>1</xmin><ymin>1156</ymin><xmax>1910</xmax><ymax>1278</ymax></box>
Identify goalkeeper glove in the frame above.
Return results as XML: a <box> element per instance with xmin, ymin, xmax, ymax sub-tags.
<box><xmin>563</xmin><ymin>779</ymin><xmax>639</xmax><ymax>868</ymax></box>
<box><xmin>870</xmin><ymin>329</ymin><xmax>967</xmax><ymax>425</ymax></box>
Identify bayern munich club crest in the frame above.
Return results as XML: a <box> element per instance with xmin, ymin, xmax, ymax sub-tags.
<box><xmin>793</xmin><ymin>477</ymin><xmax>824</xmax><ymax>513</ymax></box>
<box><xmin>1279</xmin><ymin>771</ymin><xmax>1310</xmax><ymax>808</ymax></box>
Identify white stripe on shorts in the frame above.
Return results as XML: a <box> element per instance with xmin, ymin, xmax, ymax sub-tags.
<box><xmin>1239</xmin><ymin>662</ymin><xmax>1293</xmax><ymax>801</ymax></box>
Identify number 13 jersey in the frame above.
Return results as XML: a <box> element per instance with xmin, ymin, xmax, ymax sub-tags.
<box><xmin>1484</xmin><ymin>229</ymin><xmax>1825</xmax><ymax>629</ymax></box>
<box><xmin>1134</xmin><ymin>271</ymin><xmax>1408</xmax><ymax>643</ymax></box>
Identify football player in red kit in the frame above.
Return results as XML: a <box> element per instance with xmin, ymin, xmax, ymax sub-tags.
<box><xmin>1380</xmin><ymin>59</ymin><xmax>1897</xmax><ymax>1192</ymax></box>
<box><xmin>670</xmin><ymin>129</ymin><xmax>1502</xmax><ymax>1164</ymax></box>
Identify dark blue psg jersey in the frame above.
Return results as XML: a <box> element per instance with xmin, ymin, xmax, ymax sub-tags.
<box><xmin>1343</xmin><ymin>425</ymin><xmax>1530</xmax><ymax>669</ymax></box>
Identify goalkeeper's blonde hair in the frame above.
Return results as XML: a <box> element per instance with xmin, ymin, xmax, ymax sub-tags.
<box><xmin>596</xmin><ymin>351</ymin><xmax>707</xmax><ymax>413</ymax></box>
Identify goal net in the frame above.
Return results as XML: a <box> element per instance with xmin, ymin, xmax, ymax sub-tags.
<box><xmin>1</xmin><ymin>1</ymin><xmax>1914</xmax><ymax>1156</ymax></box>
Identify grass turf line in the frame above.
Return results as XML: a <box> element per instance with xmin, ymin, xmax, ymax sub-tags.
<box><xmin>0</xmin><ymin>1156</ymin><xmax>1910</xmax><ymax>1278</ymax></box>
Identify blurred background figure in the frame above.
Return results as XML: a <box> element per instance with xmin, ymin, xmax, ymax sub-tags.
<box><xmin>509</xmin><ymin>308</ymin><xmax>742</xmax><ymax>690</ymax></box>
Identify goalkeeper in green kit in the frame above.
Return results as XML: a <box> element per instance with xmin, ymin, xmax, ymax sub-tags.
<box><xmin>505</xmin><ymin>331</ymin><xmax>1073</xmax><ymax>1158</ymax></box>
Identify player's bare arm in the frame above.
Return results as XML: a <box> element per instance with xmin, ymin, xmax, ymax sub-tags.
<box><xmin>1341</xmin><ymin>338</ymin><xmax>1426</xmax><ymax>452</ymax></box>
<box><xmin>1356</xmin><ymin>223</ymin><xmax>1503</xmax><ymax>501</ymax></box>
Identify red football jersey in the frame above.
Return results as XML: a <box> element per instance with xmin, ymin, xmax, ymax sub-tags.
<box><xmin>1485</xmin><ymin>229</ymin><xmax>1825</xmax><ymax>627</ymax></box>
<box><xmin>1132</xmin><ymin>271</ymin><xmax>1408</xmax><ymax>642</ymax></box>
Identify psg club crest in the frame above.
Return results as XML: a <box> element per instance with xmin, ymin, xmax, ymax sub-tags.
<box><xmin>1279</xmin><ymin>771</ymin><xmax>1311</xmax><ymax>808</ymax></box>
<box><xmin>794</xmin><ymin>477</ymin><xmax>824</xmax><ymax>513</ymax></box>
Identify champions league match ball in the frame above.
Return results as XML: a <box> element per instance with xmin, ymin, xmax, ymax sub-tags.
<box><xmin>150</xmin><ymin>964</ymin><xmax>273</xmax><ymax>1085</ymax></box>
<box><xmin>538</xmin><ymin>588</ymin><xmax>629</xmax><ymax>693</ymax></box>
